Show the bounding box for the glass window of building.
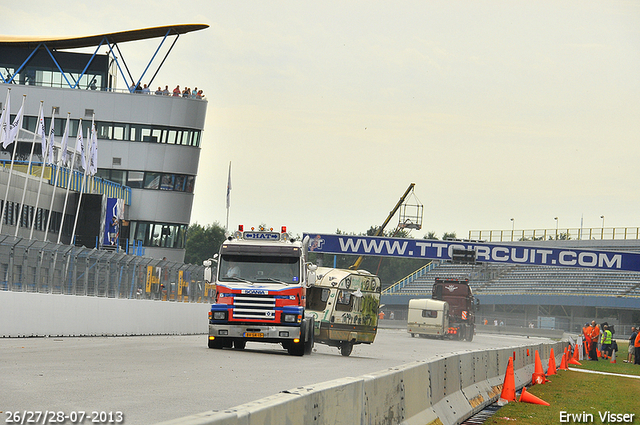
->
[160,174,174,190]
[185,176,195,193]
[144,172,161,189]
[127,171,144,188]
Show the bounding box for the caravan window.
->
[306,287,330,311]
[422,309,438,318]
[336,290,353,311]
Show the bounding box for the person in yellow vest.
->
[588,320,600,361]
[601,325,612,359]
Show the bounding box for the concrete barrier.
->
[0,291,209,337]
[155,340,569,425]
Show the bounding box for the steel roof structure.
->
[0,24,209,91]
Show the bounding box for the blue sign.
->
[244,232,280,240]
[303,233,640,272]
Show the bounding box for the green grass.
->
[484,342,640,425]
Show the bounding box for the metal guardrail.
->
[0,235,211,303]
[469,227,640,242]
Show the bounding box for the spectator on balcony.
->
[172,85,181,96]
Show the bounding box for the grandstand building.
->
[382,238,640,333]
[0,25,208,261]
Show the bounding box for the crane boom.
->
[349,183,415,270]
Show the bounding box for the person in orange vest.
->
[378,311,385,320]
[588,320,600,361]
[634,327,640,365]
[582,323,591,358]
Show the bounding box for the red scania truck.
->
[204,225,315,356]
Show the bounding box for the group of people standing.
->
[582,320,640,364]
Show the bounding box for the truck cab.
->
[432,278,477,341]
[205,226,315,356]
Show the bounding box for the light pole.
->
[554,217,558,240]
[510,218,515,241]
[600,215,605,239]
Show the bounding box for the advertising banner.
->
[103,198,124,246]
[303,233,640,272]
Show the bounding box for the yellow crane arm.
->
[349,183,415,270]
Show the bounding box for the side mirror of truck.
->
[306,263,317,286]
[203,255,219,283]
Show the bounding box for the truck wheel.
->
[234,340,246,350]
[340,341,353,357]
[466,326,474,342]
[410,333,415,338]
[304,318,314,355]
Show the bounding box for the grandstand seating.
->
[387,261,640,298]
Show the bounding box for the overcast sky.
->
[2,1,639,239]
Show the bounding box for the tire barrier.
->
[155,340,569,425]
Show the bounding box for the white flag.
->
[47,113,55,163]
[0,91,10,148]
[37,107,46,158]
[60,114,70,165]
[76,125,85,171]
[3,101,21,149]
[89,122,98,175]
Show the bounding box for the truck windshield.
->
[219,255,300,284]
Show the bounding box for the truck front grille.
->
[233,294,276,320]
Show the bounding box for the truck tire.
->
[233,340,246,350]
[466,326,474,342]
[340,341,353,357]
[304,318,314,355]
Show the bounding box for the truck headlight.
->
[283,314,297,323]
[213,311,227,320]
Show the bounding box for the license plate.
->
[245,332,264,338]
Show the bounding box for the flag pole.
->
[70,121,89,246]
[46,113,69,242]
[226,161,231,231]
[0,88,11,234]
[30,107,55,239]
[57,117,80,244]
[0,94,25,235]
[15,101,44,238]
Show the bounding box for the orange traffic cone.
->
[569,345,582,366]
[559,350,569,370]
[500,357,516,402]
[547,348,557,375]
[610,349,617,364]
[519,386,550,406]
[532,350,548,384]
[597,348,602,358]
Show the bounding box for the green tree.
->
[424,231,438,240]
[184,222,227,265]
[442,232,457,240]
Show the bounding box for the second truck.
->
[407,277,477,341]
